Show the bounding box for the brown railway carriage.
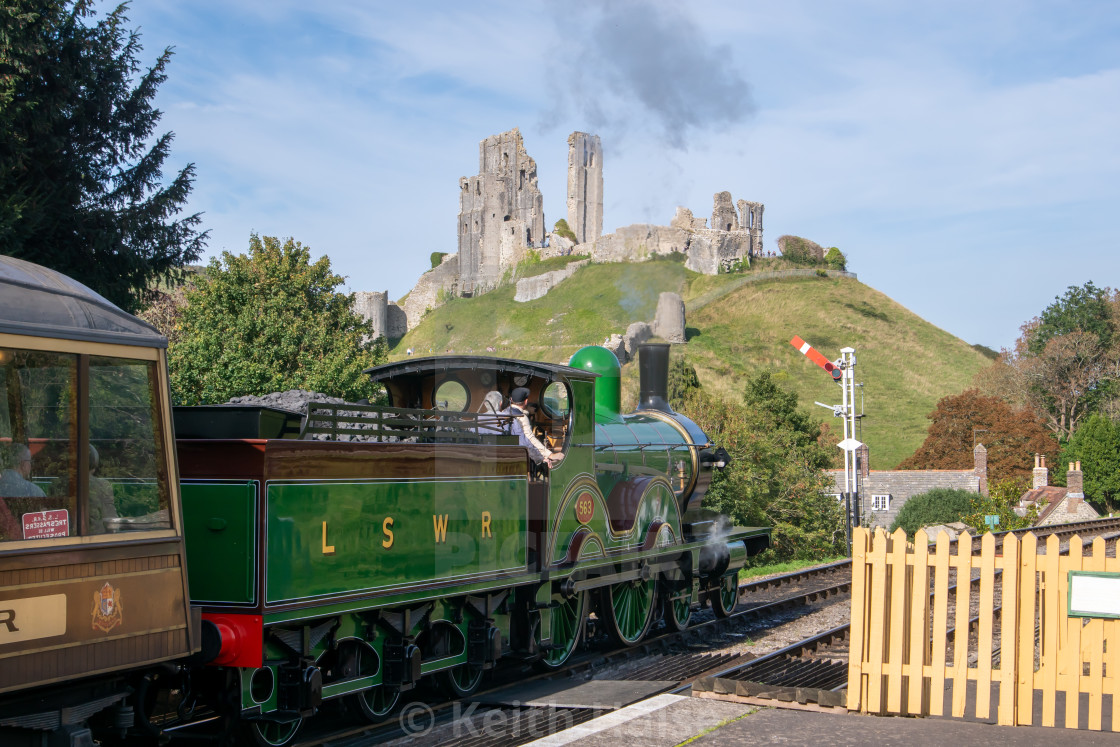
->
[0,256,197,744]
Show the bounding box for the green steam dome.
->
[569,345,621,423]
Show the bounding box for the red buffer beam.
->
[790,335,842,380]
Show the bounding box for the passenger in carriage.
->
[0,443,45,540]
[0,443,45,499]
[506,387,562,469]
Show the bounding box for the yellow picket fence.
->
[847,526,1120,730]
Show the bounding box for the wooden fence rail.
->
[848,526,1120,730]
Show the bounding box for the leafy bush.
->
[430,252,448,269]
[777,235,825,265]
[889,488,976,536]
[960,477,1035,533]
[553,219,578,243]
[825,247,846,271]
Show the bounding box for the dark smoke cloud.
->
[543,0,754,149]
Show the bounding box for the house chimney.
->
[973,443,988,497]
[1032,453,1048,489]
[1066,461,1084,514]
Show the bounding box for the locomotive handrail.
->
[300,402,516,443]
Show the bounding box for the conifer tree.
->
[0,1,205,311]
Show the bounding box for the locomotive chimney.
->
[638,343,673,413]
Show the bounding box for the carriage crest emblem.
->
[91,582,122,632]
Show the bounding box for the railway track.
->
[285,560,853,746]
[182,517,1120,745]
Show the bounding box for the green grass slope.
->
[394,256,690,363]
[680,274,991,469]
[391,260,991,468]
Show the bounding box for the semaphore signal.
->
[791,335,862,550]
[790,335,843,380]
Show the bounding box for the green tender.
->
[265,476,529,604]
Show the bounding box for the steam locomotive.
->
[0,255,768,746]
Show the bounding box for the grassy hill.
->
[391,257,993,469]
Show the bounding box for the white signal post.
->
[791,337,862,548]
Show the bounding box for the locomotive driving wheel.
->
[663,586,692,632]
[441,663,484,697]
[245,717,302,747]
[710,574,738,618]
[353,685,401,722]
[539,589,587,669]
[601,578,656,646]
[339,641,401,722]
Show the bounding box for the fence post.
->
[1064,536,1084,729]
[1085,537,1106,730]
[929,530,951,716]
[887,528,909,713]
[997,532,1019,725]
[951,532,972,718]
[907,529,930,715]
[847,527,870,712]
[866,528,889,713]
[975,531,996,719]
[1018,532,1038,726]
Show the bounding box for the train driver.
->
[507,387,562,468]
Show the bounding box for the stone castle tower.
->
[566,132,603,245]
[456,128,545,296]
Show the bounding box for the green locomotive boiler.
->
[176,343,768,745]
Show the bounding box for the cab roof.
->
[364,355,598,383]
[0,255,166,348]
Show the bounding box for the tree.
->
[960,477,1036,534]
[1053,414,1120,512]
[0,1,205,312]
[169,236,387,405]
[666,357,700,409]
[898,389,1057,482]
[824,247,846,271]
[677,372,843,561]
[1031,281,1114,354]
[975,282,1120,438]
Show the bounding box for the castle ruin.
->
[566,132,603,245]
[360,128,764,338]
[457,128,545,296]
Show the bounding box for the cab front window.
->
[0,348,77,541]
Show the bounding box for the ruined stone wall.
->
[591,224,690,263]
[400,253,460,331]
[566,132,603,245]
[712,191,739,232]
[353,291,388,339]
[352,290,407,341]
[737,200,765,256]
[457,128,545,295]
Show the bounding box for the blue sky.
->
[121,0,1120,351]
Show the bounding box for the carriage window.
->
[433,378,469,412]
[0,348,77,542]
[540,381,570,419]
[89,357,171,534]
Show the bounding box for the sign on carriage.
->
[22,509,69,540]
